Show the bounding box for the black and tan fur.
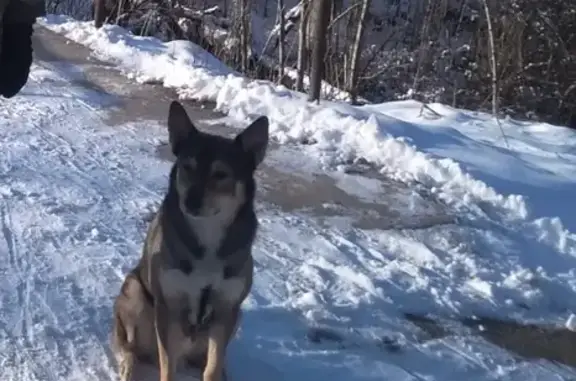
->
[111,100,269,381]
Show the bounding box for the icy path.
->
[1,39,576,381]
[0,63,166,380]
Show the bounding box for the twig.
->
[418,103,442,118]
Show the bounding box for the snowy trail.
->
[1,25,576,381]
[0,63,154,381]
[0,62,424,381]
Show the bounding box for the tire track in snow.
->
[26,81,149,380]
[0,199,56,381]
[1,198,33,343]
[0,64,169,381]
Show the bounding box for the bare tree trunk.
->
[341,1,358,91]
[239,0,247,72]
[93,0,106,28]
[229,0,242,65]
[481,0,508,147]
[238,0,251,72]
[327,0,340,86]
[277,0,285,84]
[411,0,435,97]
[481,0,498,116]
[308,0,332,103]
[347,0,370,103]
[115,0,125,25]
[296,0,309,92]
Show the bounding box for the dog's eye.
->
[182,163,196,172]
[211,170,229,181]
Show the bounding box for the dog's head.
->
[166,100,269,219]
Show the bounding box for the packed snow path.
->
[0,25,576,381]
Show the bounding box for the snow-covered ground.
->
[1,14,575,381]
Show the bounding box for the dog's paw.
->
[199,304,214,326]
[203,369,224,381]
[185,305,214,334]
[188,305,214,327]
[117,353,134,381]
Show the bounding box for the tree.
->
[347,0,371,103]
[277,0,286,84]
[230,0,252,72]
[296,0,309,92]
[93,0,106,28]
[481,0,498,117]
[308,0,332,103]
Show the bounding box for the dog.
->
[110,100,269,381]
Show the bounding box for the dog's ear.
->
[167,100,198,156]
[235,116,269,168]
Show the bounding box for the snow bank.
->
[6,18,576,380]
[39,15,576,316]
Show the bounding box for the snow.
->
[566,314,576,332]
[0,13,573,381]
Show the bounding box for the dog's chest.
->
[190,216,227,257]
[158,257,245,306]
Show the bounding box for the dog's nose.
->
[185,189,204,214]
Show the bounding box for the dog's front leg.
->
[203,306,240,381]
[155,302,179,381]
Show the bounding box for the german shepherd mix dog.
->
[111,100,269,381]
